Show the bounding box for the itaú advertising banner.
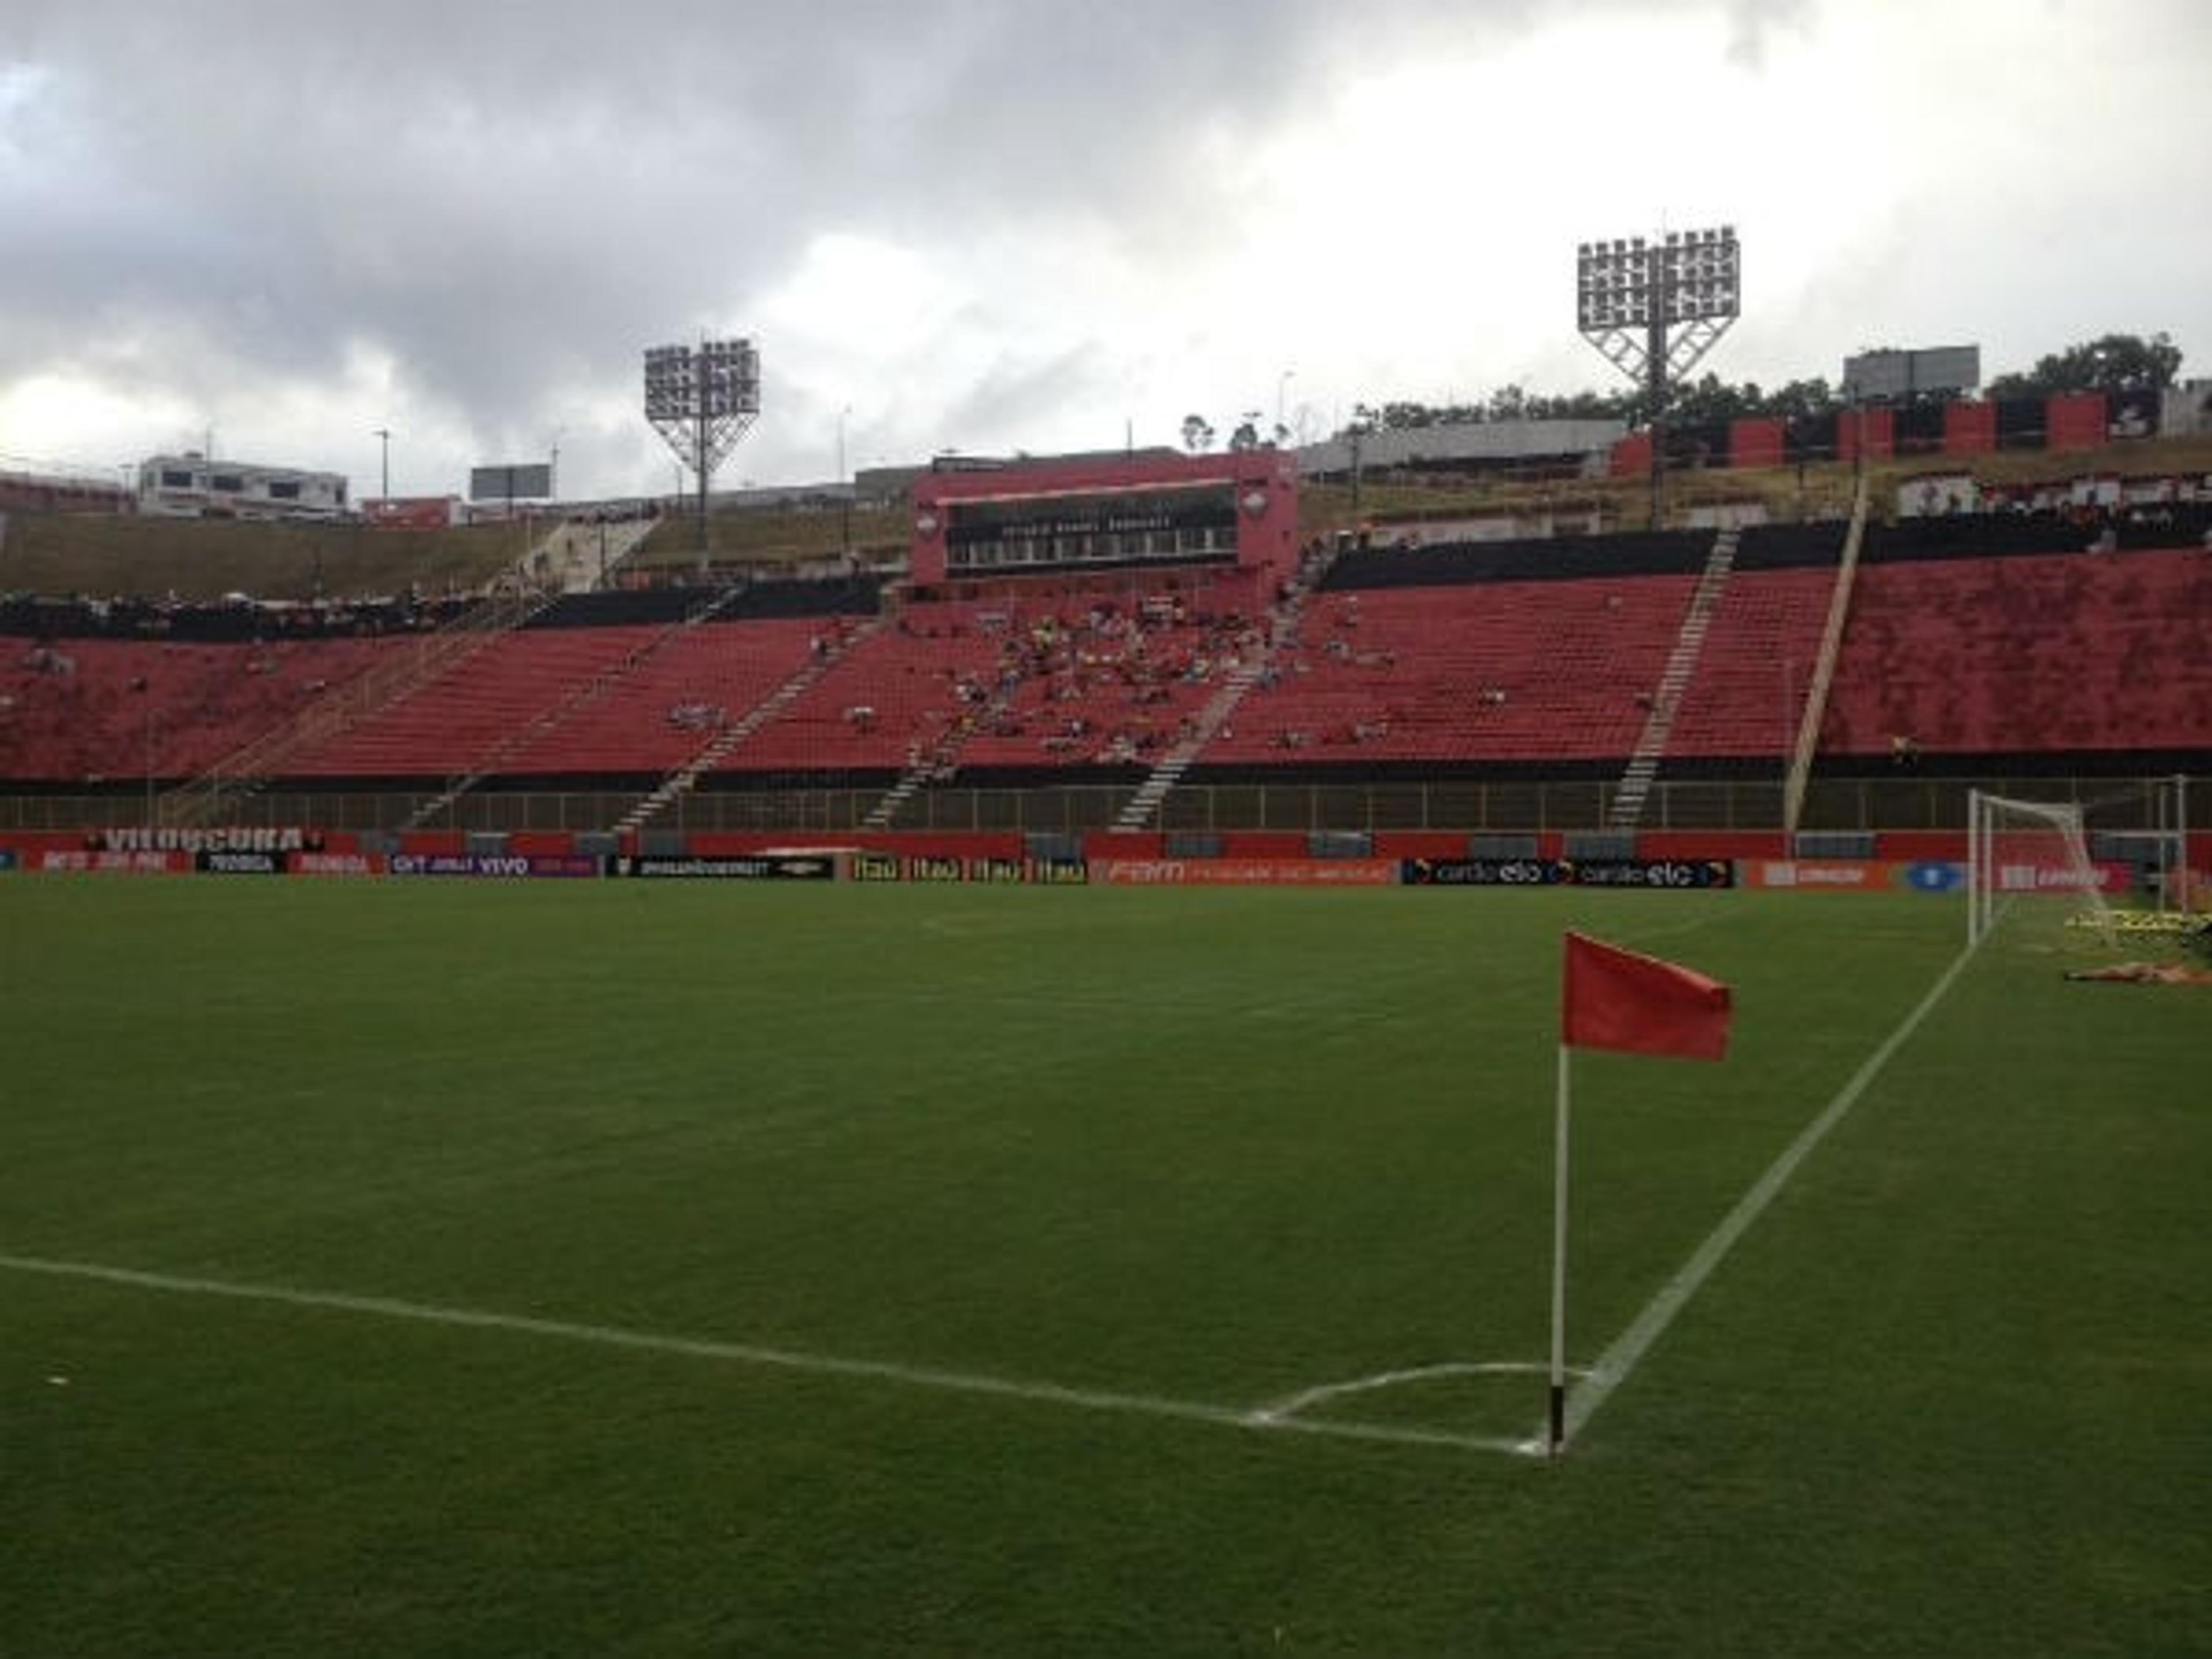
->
[1088,858,1399,887]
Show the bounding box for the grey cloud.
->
[1722,0,1816,70]
[4,0,1569,486]
[8,1,2204,494]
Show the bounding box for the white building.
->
[1296,419,1627,482]
[2162,380,2212,437]
[137,453,350,520]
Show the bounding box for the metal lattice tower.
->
[1577,228,1740,525]
[644,338,761,566]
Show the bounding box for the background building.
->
[137,453,350,520]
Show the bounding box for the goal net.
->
[2080,775,2194,918]
[1966,790,2120,956]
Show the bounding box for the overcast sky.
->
[2,0,2207,502]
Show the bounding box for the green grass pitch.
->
[2,877,2206,1655]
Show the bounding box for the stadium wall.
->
[1834,406,1895,464]
[5,827,2204,889]
[1605,391,2187,475]
[21,827,2195,866]
[1729,418,1786,469]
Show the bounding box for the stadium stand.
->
[489,617,828,778]
[1821,546,2212,758]
[1200,572,1700,766]
[4,505,2206,819]
[282,624,672,779]
[1664,566,1839,760]
[722,597,1037,778]
[1,633,399,784]
[943,574,1269,771]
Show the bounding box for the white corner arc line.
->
[1561,941,1978,1448]
[0,1252,1527,1456]
[1256,1360,1586,1425]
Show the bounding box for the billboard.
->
[469,463,554,502]
[1841,346,1980,402]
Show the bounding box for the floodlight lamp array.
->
[1577,227,1740,332]
[644,338,762,474]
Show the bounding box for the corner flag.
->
[1548,932,1733,1457]
[1562,931,1732,1061]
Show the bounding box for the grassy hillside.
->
[7,431,2209,604]
[624,501,910,577]
[0,513,529,604]
[1308,431,2212,537]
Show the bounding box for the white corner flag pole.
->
[1549,1041,1572,1457]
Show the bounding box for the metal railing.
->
[8,772,2190,839]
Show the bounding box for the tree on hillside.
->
[1323,330,2192,444]
[1756,377,1838,421]
[1664,373,1757,424]
[1524,388,1633,422]
[1984,331,2184,399]
[1180,414,1215,453]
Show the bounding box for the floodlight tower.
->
[643,337,761,565]
[1576,226,1740,527]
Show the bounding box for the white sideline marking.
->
[0,1252,1525,1456]
[1560,941,1978,1448]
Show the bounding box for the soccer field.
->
[2,877,2206,1655]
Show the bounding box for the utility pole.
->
[838,406,852,560]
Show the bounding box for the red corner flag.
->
[1562,931,1732,1061]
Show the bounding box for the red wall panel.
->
[2045,392,2108,452]
[1876,831,1967,862]
[1639,830,1786,860]
[1729,418,1786,470]
[1836,406,1895,464]
[1942,400,1997,455]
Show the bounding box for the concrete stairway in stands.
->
[615,616,885,835]
[859,676,1024,830]
[533,516,659,594]
[403,584,755,830]
[1605,525,1738,830]
[1112,555,1331,831]
[159,584,553,828]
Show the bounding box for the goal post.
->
[1966,790,2120,954]
[2075,775,2192,916]
[2118,774,2190,916]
